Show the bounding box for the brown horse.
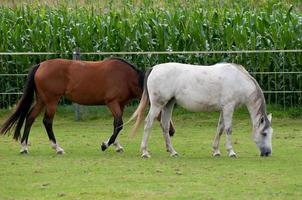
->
[0,58,175,154]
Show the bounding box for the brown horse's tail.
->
[1,64,40,140]
[126,68,153,138]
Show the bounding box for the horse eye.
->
[262,132,267,137]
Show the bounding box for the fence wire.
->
[0,50,301,108]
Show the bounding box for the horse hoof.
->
[229,153,237,158]
[170,152,178,157]
[116,148,124,153]
[213,153,221,157]
[56,150,65,155]
[101,142,108,151]
[141,153,151,159]
[20,149,28,154]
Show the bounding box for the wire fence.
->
[0,49,301,111]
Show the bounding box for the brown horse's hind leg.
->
[43,102,64,154]
[20,100,44,154]
[101,102,124,152]
[157,113,175,137]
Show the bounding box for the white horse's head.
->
[253,113,273,156]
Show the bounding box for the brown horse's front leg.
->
[101,116,123,151]
[101,102,124,152]
[157,112,175,137]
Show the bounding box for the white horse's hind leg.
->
[161,100,177,157]
[222,106,236,157]
[212,112,224,156]
[141,105,161,158]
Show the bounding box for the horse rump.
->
[0,64,40,140]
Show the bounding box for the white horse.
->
[128,62,273,158]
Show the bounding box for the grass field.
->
[0,106,301,199]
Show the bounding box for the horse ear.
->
[267,113,272,123]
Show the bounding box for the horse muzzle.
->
[260,148,272,157]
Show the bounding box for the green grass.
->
[0,106,302,199]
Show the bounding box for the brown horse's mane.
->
[106,57,142,73]
[107,57,145,90]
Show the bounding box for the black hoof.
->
[56,150,65,155]
[101,142,108,151]
[116,148,124,153]
[20,150,28,155]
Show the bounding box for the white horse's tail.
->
[126,68,152,138]
[128,90,149,138]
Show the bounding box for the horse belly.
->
[174,79,222,112]
[176,96,221,112]
[65,90,106,105]
[65,81,131,105]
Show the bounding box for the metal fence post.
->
[73,48,82,121]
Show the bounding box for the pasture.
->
[0,106,301,199]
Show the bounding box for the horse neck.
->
[246,89,266,130]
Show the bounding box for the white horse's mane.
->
[232,63,267,116]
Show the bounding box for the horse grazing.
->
[0,58,175,154]
[128,62,273,158]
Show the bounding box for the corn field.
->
[0,0,301,108]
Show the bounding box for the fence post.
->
[73,48,82,121]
